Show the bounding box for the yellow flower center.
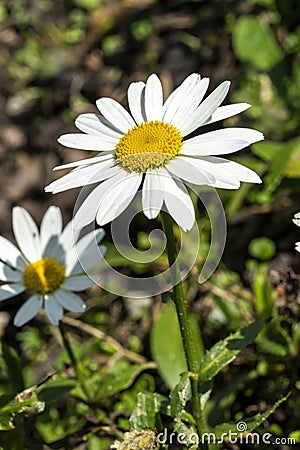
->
[23,257,65,295]
[115,120,183,173]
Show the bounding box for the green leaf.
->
[252,267,275,318]
[252,138,300,194]
[256,318,293,356]
[130,391,165,429]
[232,15,283,70]
[96,359,156,401]
[199,320,265,382]
[87,436,111,450]
[285,137,300,178]
[288,430,300,443]
[253,140,297,194]
[38,378,77,403]
[212,394,289,438]
[2,344,24,393]
[171,373,197,447]
[150,302,187,389]
[170,372,192,419]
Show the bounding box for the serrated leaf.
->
[199,320,265,382]
[150,302,187,389]
[170,372,192,419]
[0,392,44,431]
[170,372,199,448]
[232,15,283,70]
[129,391,165,429]
[212,394,289,438]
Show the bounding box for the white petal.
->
[163,73,202,120]
[96,173,142,226]
[54,289,86,313]
[187,157,240,189]
[13,295,42,327]
[162,172,195,231]
[128,81,146,124]
[45,162,121,194]
[96,98,135,133]
[144,74,163,121]
[167,156,215,185]
[62,275,95,291]
[40,206,63,255]
[142,170,164,219]
[0,262,23,282]
[204,103,251,125]
[0,283,25,302]
[12,207,41,262]
[185,127,264,146]
[45,295,63,325]
[0,236,27,270]
[295,242,300,253]
[73,171,128,229]
[169,78,210,130]
[53,220,78,267]
[181,139,250,156]
[181,80,231,136]
[53,154,113,171]
[67,228,105,275]
[203,156,262,184]
[58,133,117,151]
[75,113,122,139]
[59,220,80,252]
[293,212,300,227]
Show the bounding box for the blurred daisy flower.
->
[292,212,300,253]
[45,73,263,231]
[0,206,105,326]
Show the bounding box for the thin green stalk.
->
[161,211,207,448]
[59,322,92,402]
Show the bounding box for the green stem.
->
[59,322,92,402]
[161,211,207,448]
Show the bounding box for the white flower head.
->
[45,73,263,231]
[293,212,300,253]
[0,206,105,326]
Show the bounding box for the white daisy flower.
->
[292,212,300,253]
[0,206,105,327]
[45,73,263,231]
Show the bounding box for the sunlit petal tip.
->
[12,207,41,262]
[144,208,160,220]
[57,134,65,144]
